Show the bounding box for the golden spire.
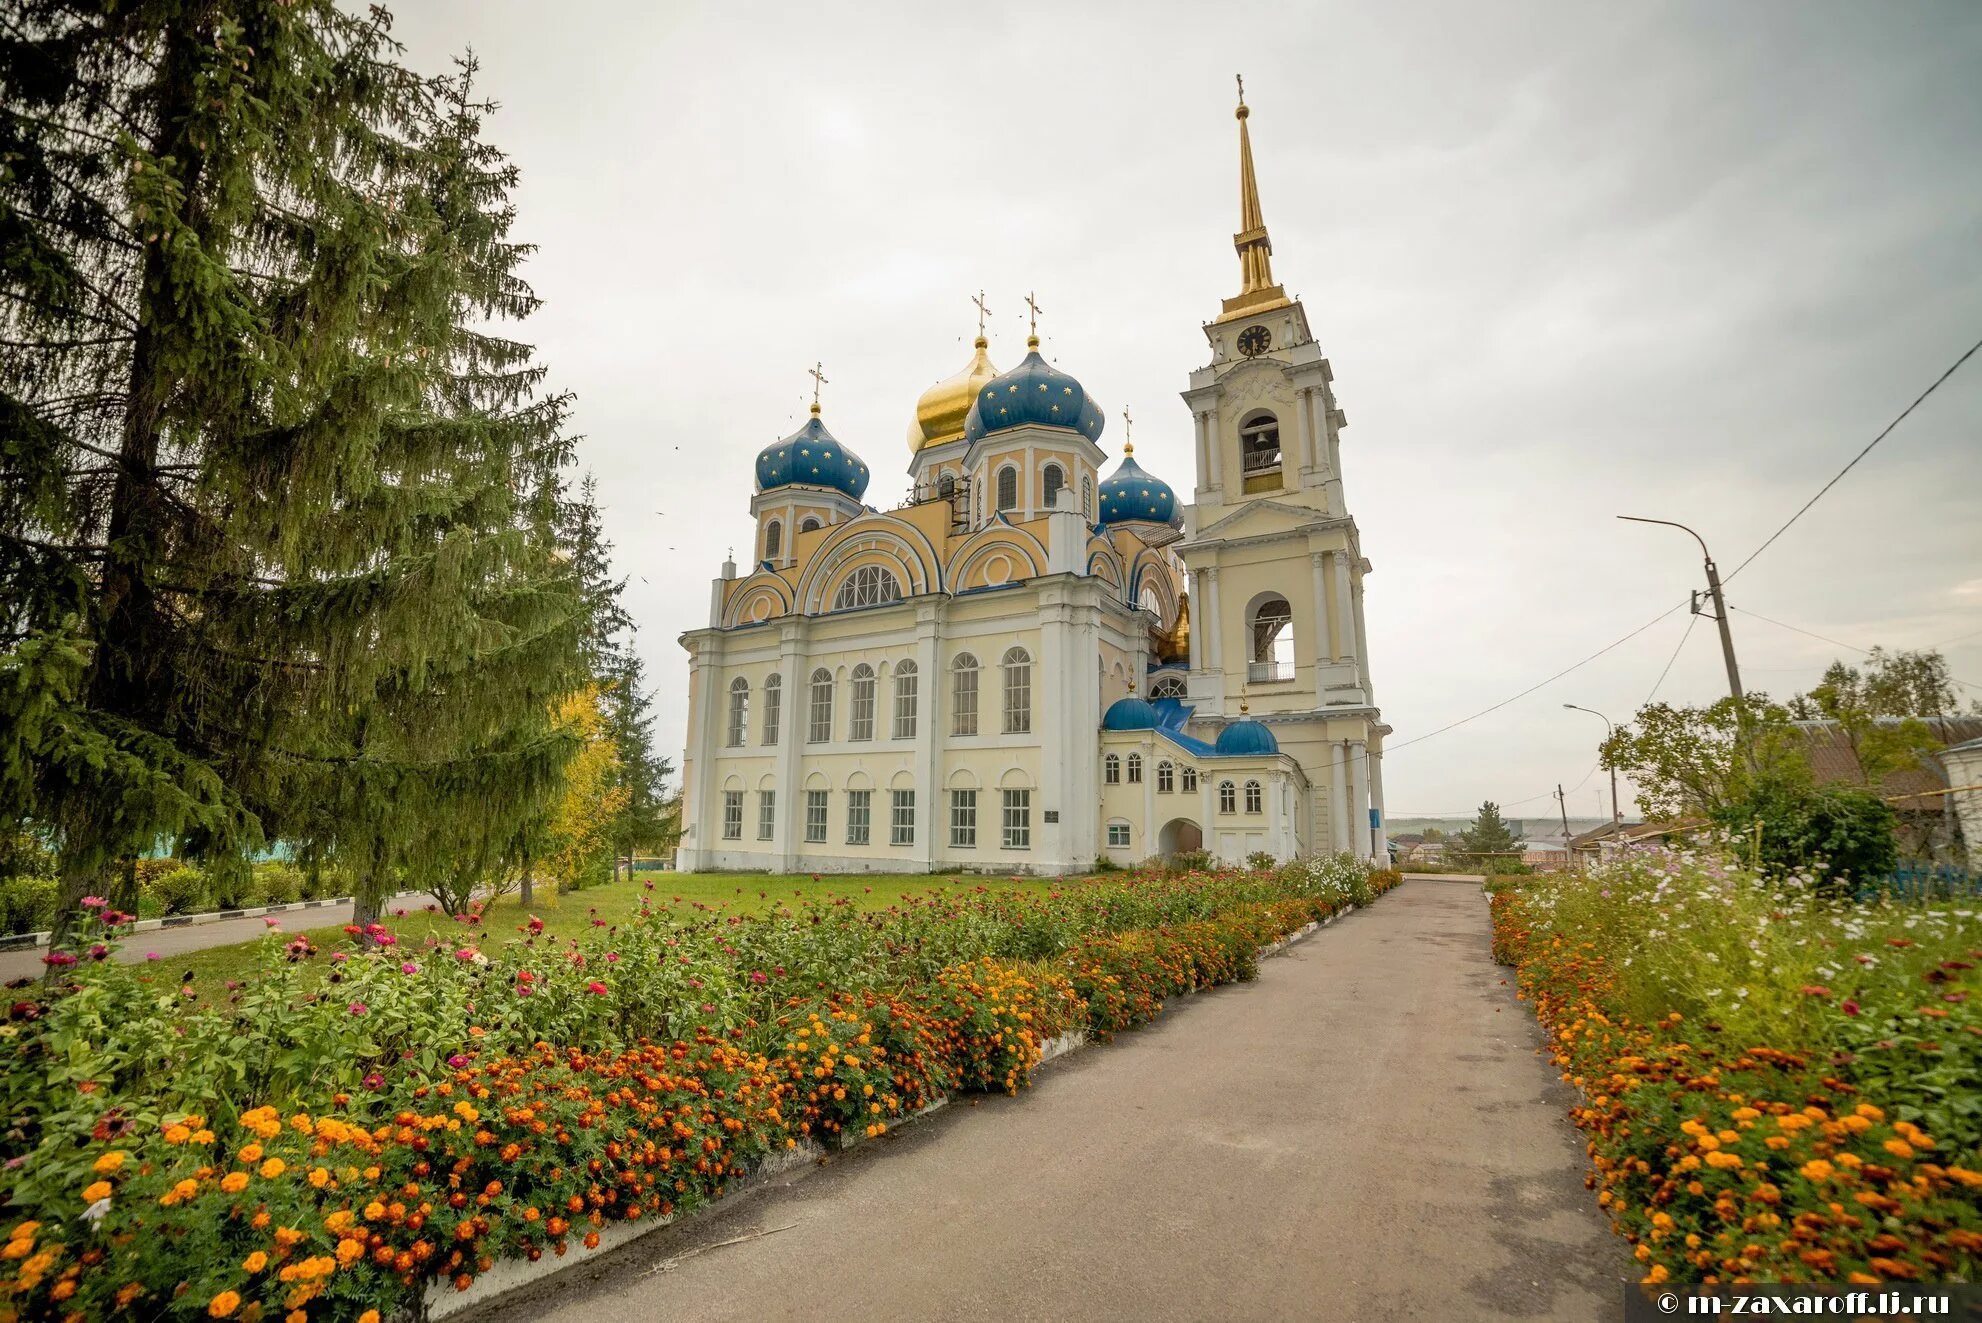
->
[972,289,992,345]
[807,361,828,416]
[1121,405,1134,456]
[1221,75,1290,322]
[909,305,1001,452]
[1024,291,1043,349]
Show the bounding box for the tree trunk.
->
[519,847,533,910]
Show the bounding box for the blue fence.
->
[1856,864,1981,903]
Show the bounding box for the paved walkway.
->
[473,879,1627,1323]
[0,900,369,983]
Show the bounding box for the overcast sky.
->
[383,1,1982,822]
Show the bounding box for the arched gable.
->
[1127,551,1179,620]
[947,524,1048,593]
[794,514,944,615]
[1084,535,1125,588]
[722,572,794,629]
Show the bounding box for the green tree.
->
[1,8,591,944]
[1455,801,1522,864]
[1600,694,1801,820]
[1714,782,1898,894]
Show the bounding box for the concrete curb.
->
[425,898,1365,1321]
[0,889,435,953]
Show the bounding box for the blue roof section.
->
[964,348,1106,445]
[1215,718,1280,756]
[1097,453,1181,528]
[1101,695,1283,758]
[755,412,870,500]
[1102,695,1160,731]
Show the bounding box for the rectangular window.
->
[726,685,747,747]
[808,674,833,744]
[890,790,916,846]
[805,789,828,843]
[949,789,977,848]
[763,681,782,745]
[1182,767,1199,793]
[952,664,978,736]
[1157,762,1174,793]
[1218,782,1237,815]
[1126,756,1142,784]
[1107,822,1131,848]
[893,669,919,739]
[1002,660,1031,734]
[722,791,742,840]
[758,790,776,840]
[846,790,871,845]
[1001,788,1031,849]
[1245,781,1263,814]
[849,674,876,741]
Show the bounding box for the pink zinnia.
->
[587,981,609,995]
[348,1002,368,1016]
[264,916,281,928]
[400,961,419,975]
[80,896,105,909]
[1841,1000,1861,1016]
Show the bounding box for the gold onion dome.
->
[910,336,1001,452]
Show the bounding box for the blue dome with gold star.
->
[1214,712,1279,756]
[963,338,1106,445]
[755,408,870,501]
[1096,449,1181,528]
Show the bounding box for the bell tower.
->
[1174,79,1388,861]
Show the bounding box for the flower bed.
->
[1,860,1398,1319]
[1492,850,1982,1286]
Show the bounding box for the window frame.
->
[995,464,1018,512]
[1156,761,1174,793]
[949,788,977,848]
[1042,462,1065,510]
[762,673,782,745]
[832,565,903,612]
[1182,766,1199,793]
[726,677,749,747]
[1000,788,1031,850]
[764,519,782,560]
[721,790,743,840]
[807,668,834,744]
[951,653,979,736]
[757,790,776,840]
[1126,753,1142,784]
[848,663,877,741]
[1001,646,1032,734]
[1107,821,1132,848]
[1218,781,1237,815]
[805,788,829,843]
[845,790,871,845]
[1103,753,1120,785]
[889,790,916,846]
[1244,780,1264,814]
[892,660,919,739]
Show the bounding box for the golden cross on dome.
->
[972,289,992,337]
[1024,291,1044,338]
[807,361,828,414]
[1236,73,1245,108]
[1121,405,1134,454]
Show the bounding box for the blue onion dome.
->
[963,335,1106,444]
[1102,687,1160,731]
[755,404,870,501]
[1214,704,1279,756]
[1096,443,1181,528]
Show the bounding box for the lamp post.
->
[1563,703,1622,831]
[1618,516,1744,702]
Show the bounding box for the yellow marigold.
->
[193,1129,215,1145]
[82,1181,113,1203]
[287,1313,308,1323]
[243,1251,268,1273]
[1764,1136,1791,1150]
[1705,1151,1743,1170]
[363,1201,385,1221]
[1884,1139,1914,1160]
[1946,1166,1982,1188]
[324,1210,356,1234]
[91,1151,126,1175]
[8,1220,39,1241]
[220,1172,250,1194]
[163,1124,192,1144]
[1801,1159,1835,1181]
[1,1240,32,1260]
[359,1312,381,1323]
[208,1290,241,1318]
[1731,1107,1760,1122]
[336,1238,365,1265]
[1842,1115,1872,1134]
[261,1158,286,1179]
[1855,1103,1884,1121]
[308,1167,330,1189]
[238,1144,263,1164]
[1697,1135,1721,1151]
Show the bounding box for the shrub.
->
[1167,849,1212,874]
[145,865,209,916]
[1244,850,1278,871]
[1716,782,1900,893]
[0,875,59,936]
[252,862,304,905]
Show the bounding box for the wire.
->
[1725,334,1982,583]
[1643,614,1698,705]
[1385,599,1688,756]
[1729,605,1980,692]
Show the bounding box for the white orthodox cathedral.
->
[675,90,1389,874]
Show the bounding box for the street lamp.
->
[1563,703,1622,831]
[1617,515,1744,702]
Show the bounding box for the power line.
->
[1643,613,1698,705]
[1725,333,1982,583]
[1386,599,1687,756]
[1730,605,1980,692]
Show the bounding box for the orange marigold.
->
[220,1172,249,1194]
[207,1290,241,1318]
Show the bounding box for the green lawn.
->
[144,870,1081,992]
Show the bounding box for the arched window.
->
[1126,753,1142,784]
[1156,761,1174,793]
[937,472,957,500]
[807,668,834,744]
[1240,411,1282,479]
[1149,674,1186,700]
[1218,780,1238,814]
[1103,753,1121,785]
[762,673,782,745]
[1082,475,1094,518]
[1244,780,1263,814]
[1001,646,1032,734]
[726,678,749,747]
[832,565,903,611]
[848,663,877,740]
[1043,463,1065,510]
[1248,594,1294,682]
[995,465,1018,513]
[951,653,980,736]
[1139,585,1162,616]
[800,516,821,533]
[892,660,919,739]
[1182,766,1199,793]
[763,519,782,561]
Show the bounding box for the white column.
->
[914,607,942,870]
[1186,568,1206,673]
[681,651,715,869]
[1292,387,1314,474]
[1308,550,1330,706]
[1369,745,1390,866]
[1349,738,1372,860]
[1202,566,1224,676]
[1329,741,1349,855]
[1193,409,1211,493]
[1330,551,1355,664]
[1200,772,1218,862]
[1351,574,1373,699]
[1202,408,1222,491]
[773,624,806,869]
[1038,591,1067,870]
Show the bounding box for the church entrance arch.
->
[1157,818,1203,859]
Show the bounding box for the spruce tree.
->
[1,4,591,943]
[1455,801,1522,863]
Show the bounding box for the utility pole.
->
[1618,516,1744,702]
[1555,783,1573,872]
[1563,703,1623,831]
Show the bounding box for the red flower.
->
[1801,985,1831,998]
[1841,999,1861,1016]
[587,981,608,996]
